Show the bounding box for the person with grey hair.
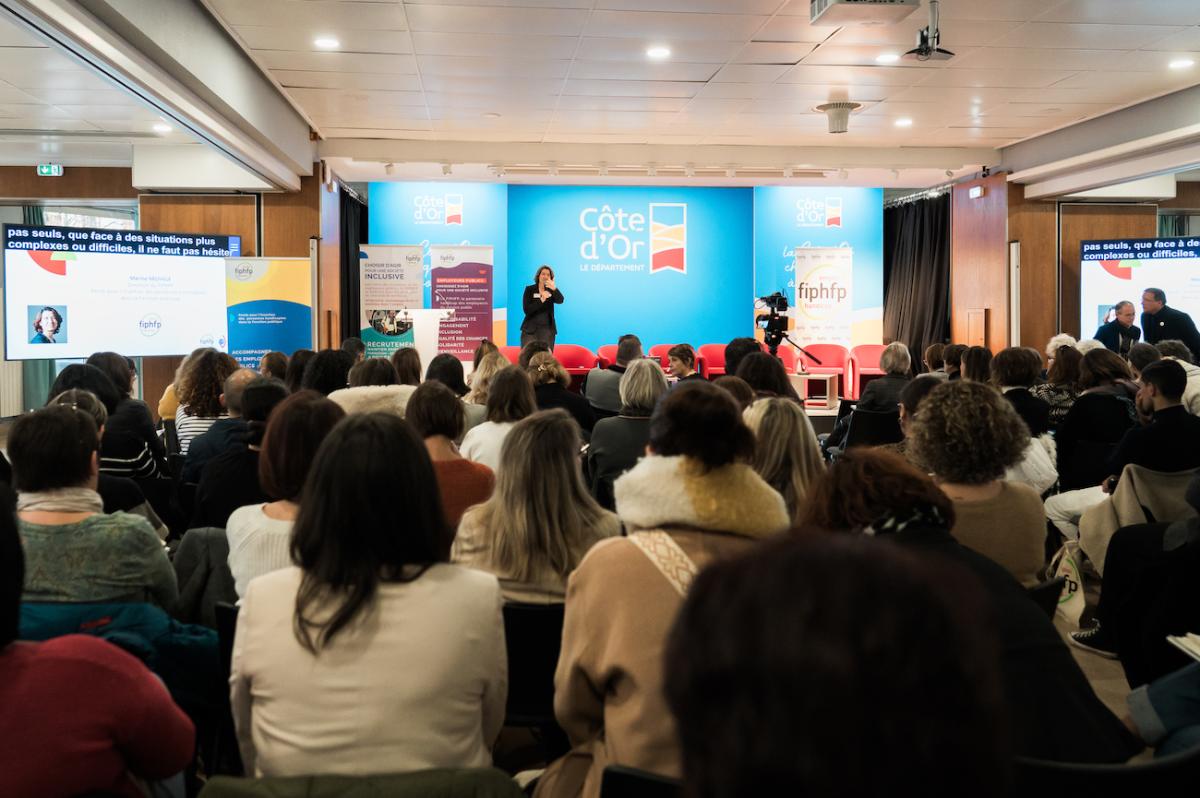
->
[583,333,643,416]
[1076,339,1107,356]
[1045,333,1078,362]
[1094,300,1141,358]
[182,367,257,482]
[822,342,911,452]
[586,358,668,510]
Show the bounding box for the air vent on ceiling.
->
[810,0,920,26]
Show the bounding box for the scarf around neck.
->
[17,487,104,515]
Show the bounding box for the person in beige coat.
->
[534,382,790,798]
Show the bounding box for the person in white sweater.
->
[230,412,507,777]
[225,391,345,597]
[460,365,537,473]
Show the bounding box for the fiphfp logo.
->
[138,314,162,337]
[413,194,464,226]
[649,203,687,274]
[233,262,255,281]
[796,197,844,228]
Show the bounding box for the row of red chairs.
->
[496,343,888,400]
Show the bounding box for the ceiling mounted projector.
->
[816,102,862,134]
[810,0,919,26]
[904,0,955,61]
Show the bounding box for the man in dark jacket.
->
[1142,288,1200,358]
[1094,300,1141,358]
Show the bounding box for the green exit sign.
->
[36,163,63,177]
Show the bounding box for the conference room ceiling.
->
[0,15,194,166]
[205,0,1200,150]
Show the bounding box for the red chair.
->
[597,344,619,369]
[499,345,521,366]
[553,344,600,377]
[795,344,850,400]
[773,346,798,374]
[697,344,726,379]
[849,344,887,399]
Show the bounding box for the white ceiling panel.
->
[405,5,589,36]
[596,0,784,12]
[233,26,410,54]
[887,86,1026,106]
[939,0,1069,22]
[1141,28,1200,52]
[256,51,417,73]
[0,86,41,104]
[0,47,80,72]
[1,118,101,131]
[272,70,422,91]
[404,0,591,7]
[555,95,690,112]
[583,11,768,42]
[424,92,558,110]
[419,76,564,95]
[417,55,571,79]
[0,70,115,91]
[757,82,885,103]
[568,60,720,82]
[0,21,43,47]
[678,97,751,115]
[801,44,975,67]
[206,0,407,30]
[22,89,142,106]
[779,64,932,87]
[753,15,834,44]
[1035,0,1200,27]
[991,23,1186,51]
[951,47,1127,71]
[733,41,813,64]
[572,37,741,63]
[912,68,1079,89]
[689,82,772,100]
[410,32,578,59]
[562,79,703,98]
[710,64,791,83]
[828,18,1020,48]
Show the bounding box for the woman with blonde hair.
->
[454,409,620,602]
[743,397,825,526]
[527,350,596,435]
[466,351,507,406]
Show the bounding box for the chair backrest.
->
[774,346,798,373]
[1026,576,1065,619]
[198,768,527,798]
[553,344,600,373]
[797,343,850,370]
[214,602,239,679]
[697,344,726,377]
[851,343,887,371]
[1013,745,1200,793]
[163,418,180,455]
[499,345,522,365]
[601,766,683,798]
[844,408,903,448]
[835,398,858,423]
[502,602,565,725]
[598,344,619,366]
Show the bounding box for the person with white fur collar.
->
[535,381,789,798]
[327,357,416,418]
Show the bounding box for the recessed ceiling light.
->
[482,112,502,119]
[875,53,900,64]
[894,117,913,127]
[152,122,171,134]
[646,45,671,60]
[1169,58,1195,70]
[314,37,340,50]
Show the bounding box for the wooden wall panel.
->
[137,194,258,418]
[951,173,1010,354]
[263,172,319,257]
[1158,181,1200,211]
[1007,183,1058,353]
[318,181,342,349]
[1059,204,1157,339]
[0,166,138,200]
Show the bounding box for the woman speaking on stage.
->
[520,265,564,348]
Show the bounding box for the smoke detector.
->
[815,102,862,134]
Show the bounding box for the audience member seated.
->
[157,346,208,422]
[284,348,315,394]
[391,346,423,387]
[1044,333,1078,366]
[340,335,366,363]
[800,448,1141,763]
[191,378,290,530]
[231,413,505,777]
[587,359,668,510]
[665,533,1009,798]
[535,382,789,797]
[1156,339,1200,415]
[472,339,500,374]
[1077,338,1108,355]
[226,390,344,597]
[456,410,619,603]
[723,336,761,380]
[1046,359,1200,543]
[464,351,507,432]
[259,350,288,382]
[9,405,177,608]
[529,351,596,436]
[712,374,755,410]
[824,341,911,450]
[328,357,415,418]
[1128,341,1163,381]
[175,349,240,455]
[743,397,824,527]
[583,333,641,415]
[406,381,495,532]
[426,352,470,396]
[50,363,162,480]
[0,485,195,798]
[961,345,993,383]
[991,347,1051,436]
[86,351,167,477]
[942,343,967,380]
[667,343,704,384]
[877,374,942,465]
[1031,345,1083,429]
[923,341,948,378]
[1055,348,1139,490]
[47,390,167,538]
[182,367,257,482]
[907,381,1045,585]
[518,340,552,369]
[735,351,802,401]
[461,366,536,473]
[1126,662,1200,757]
[301,349,355,396]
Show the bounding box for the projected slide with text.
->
[1080,237,1200,335]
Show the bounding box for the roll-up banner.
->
[430,244,493,361]
[359,244,424,359]
[792,247,854,347]
[226,257,314,368]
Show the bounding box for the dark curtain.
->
[882,193,951,370]
[1159,213,1186,238]
[22,205,44,225]
[338,188,368,343]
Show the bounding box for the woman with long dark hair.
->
[230,413,506,777]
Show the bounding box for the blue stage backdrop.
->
[753,187,884,346]
[368,182,508,327]
[508,185,753,350]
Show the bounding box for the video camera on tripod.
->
[754,290,822,366]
